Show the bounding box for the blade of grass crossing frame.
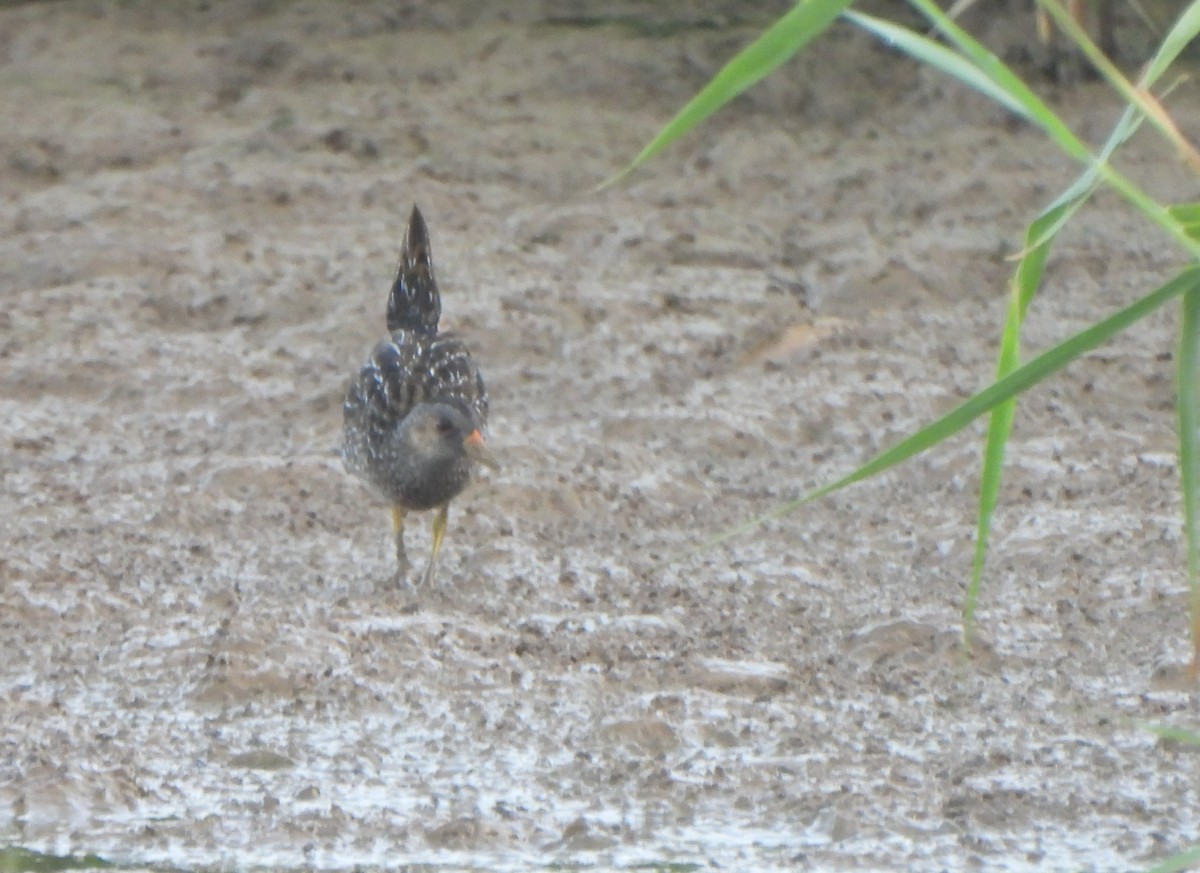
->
[1023,97,1157,254]
[847,2,1186,255]
[700,268,1200,551]
[857,0,1190,256]
[1140,722,1200,744]
[963,218,1058,647]
[1169,203,1200,244]
[1144,845,1200,873]
[842,11,1032,120]
[1147,0,1200,83]
[879,0,1200,647]
[597,0,853,189]
[1170,205,1200,223]
[904,0,1093,164]
[909,0,1200,261]
[964,0,1200,639]
[1036,0,1200,172]
[1179,285,1200,674]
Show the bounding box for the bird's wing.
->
[419,333,489,429]
[344,331,428,435]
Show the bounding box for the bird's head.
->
[403,403,499,472]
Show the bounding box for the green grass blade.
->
[964,363,1017,647]
[1037,0,1200,170]
[1140,722,1200,744]
[964,206,1066,646]
[1143,0,1200,84]
[905,0,1092,163]
[1179,285,1200,668]
[1145,845,1200,873]
[598,0,853,189]
[1023,99,1154,251]
[1170,202,1200,243]
[962,3,1200,641]
[908,0,1200,260]
[1171,203,1200,223]
[882,0,1200,650]
[0,847,111,872]
[869,0,1183,257]
[701,267,1200,551]
[848,3,1138,252]
[1027,0,1200,248]
[843,10,1031,119]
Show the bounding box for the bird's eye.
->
[436,416,455,435]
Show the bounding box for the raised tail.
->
[386,205,442,335]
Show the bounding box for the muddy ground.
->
[3,1,1200,870]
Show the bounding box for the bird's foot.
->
[419,558,439,588]
[374,566,421,613]
[373,555,412,593]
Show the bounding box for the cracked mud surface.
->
[2,1,1200,870]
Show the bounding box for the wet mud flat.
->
[2,1,1200,870]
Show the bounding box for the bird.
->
[342,205,497,586]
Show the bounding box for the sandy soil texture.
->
[3,1,1200,870]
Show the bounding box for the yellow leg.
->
[391,506,409,580]
[421,503,449,586]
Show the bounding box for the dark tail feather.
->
[386,205,442,334]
